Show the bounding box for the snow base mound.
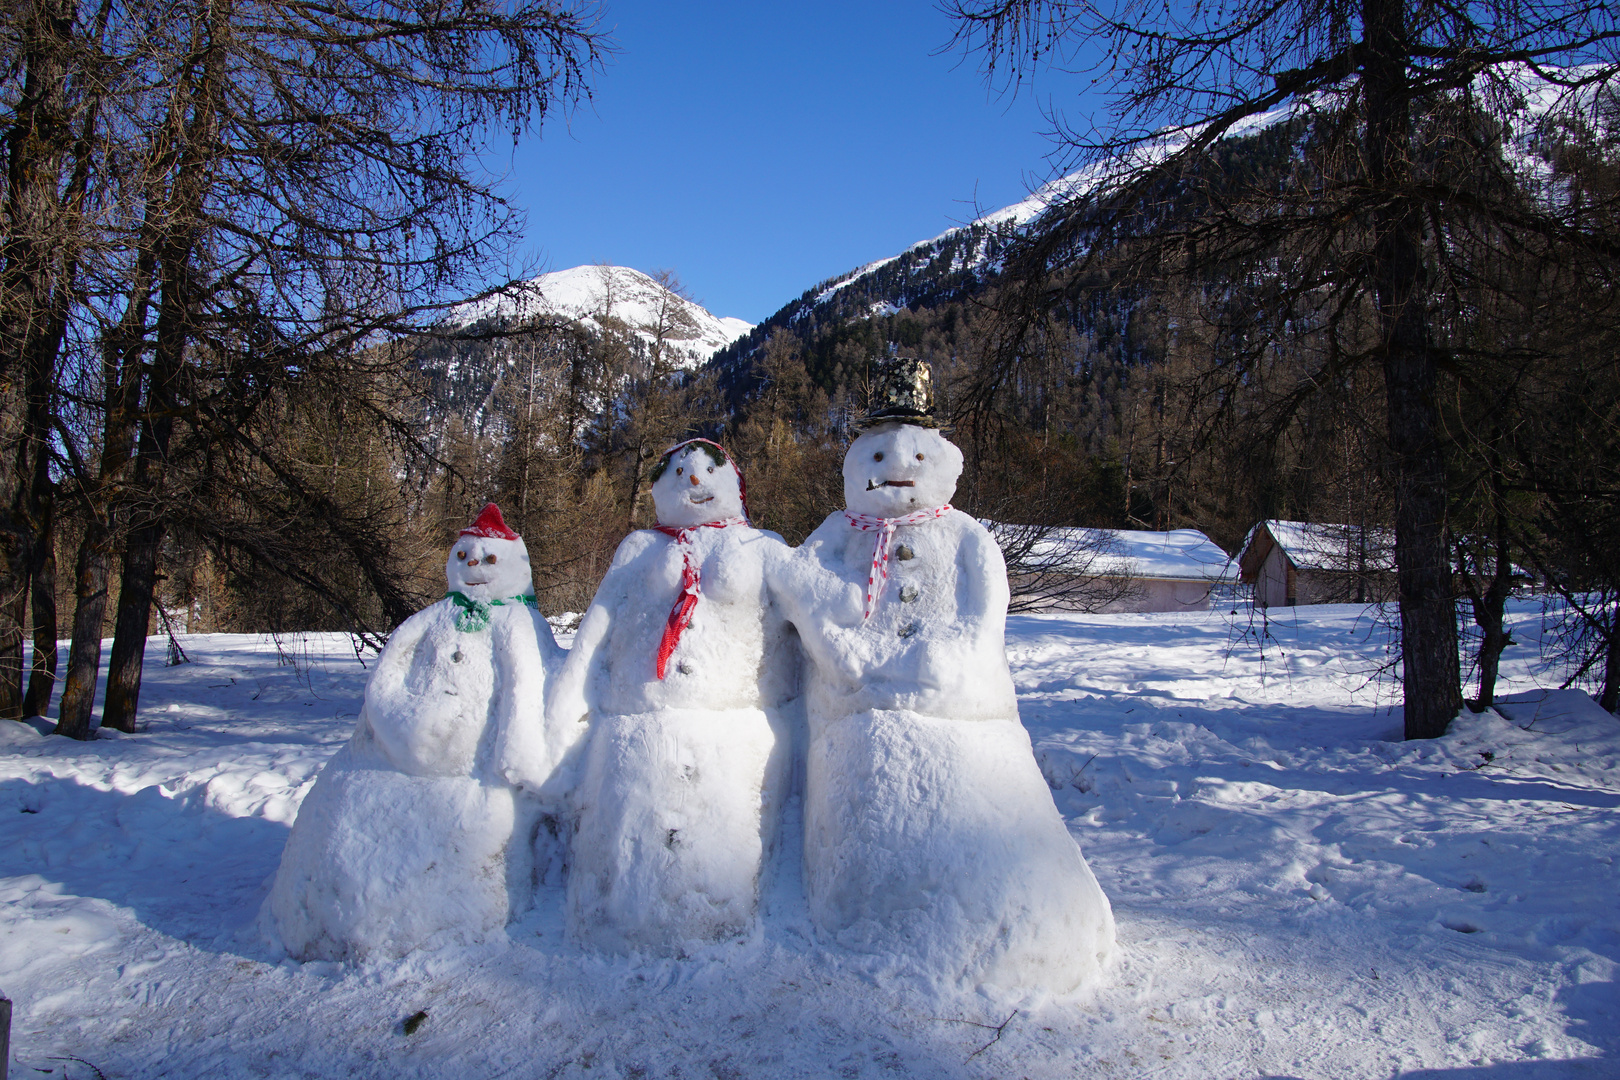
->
[262,748,535,962]
[568,707,789,956]
[806,708,1115,997]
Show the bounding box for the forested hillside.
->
[712,110,1392,551]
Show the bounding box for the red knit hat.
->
[459,503,520,540]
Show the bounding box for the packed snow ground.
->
[3,601,1617,1079]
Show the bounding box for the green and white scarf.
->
[445,591,537,633]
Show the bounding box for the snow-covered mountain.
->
[803,101,1301,316]
[410,265,753,447]
[714,100,1309,362]
[451,264,752,371]
[714,65,1603,382]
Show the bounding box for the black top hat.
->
[855,357,943,430]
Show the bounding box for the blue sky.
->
[493,1,1096,324]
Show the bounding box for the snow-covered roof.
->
[445,265,753,370]
[1247,520,1396,573]
[1000,525,1235,581]
[1106,529,1236,580]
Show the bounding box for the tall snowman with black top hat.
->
[264,504,563,961]
[771,359,1115,996]
[547,439,797,955]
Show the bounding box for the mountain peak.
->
[451,264,753,370]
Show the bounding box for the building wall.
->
[1257,546,1291,608]
[1295,569,1399,605]
[1015,576,1215,614]
[1255,563,1398,607]
[1096,578,1214,614]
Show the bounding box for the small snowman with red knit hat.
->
[263,503,563,961]
[544,438,796,955]
[772,359,1116,997]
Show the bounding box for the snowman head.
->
[843,423,963,518]
[445,503,533,599]
[650,439,747,528]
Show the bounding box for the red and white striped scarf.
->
[652,517,748,678]
[844,505,953,619]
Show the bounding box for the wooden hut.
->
[1238,520,1397,608]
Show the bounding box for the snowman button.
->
[899,584,919,603]
[451,648,464,664]
[898,622,918,638]
[895,545,915,561]
[678,661,694,675]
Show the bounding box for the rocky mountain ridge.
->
[450,264,753,370]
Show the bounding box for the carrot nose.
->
[689,474,700,486]
[467,558,479,566]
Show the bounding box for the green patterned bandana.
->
[445,591,537,633]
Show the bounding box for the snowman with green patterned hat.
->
[263,503,563,961]
[544,438,798,956]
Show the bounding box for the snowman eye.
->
[456,550,466,560]
[873,451,884,462]
[707,465,714,474]
[916,453,925,461]
[485,554,497,564]
[676,467,683,476]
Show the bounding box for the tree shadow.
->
[1397,1060,1613,1078]
[1556,955,1620,1064]
[0,774,289,956]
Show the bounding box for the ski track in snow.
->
[2,602,1617,1079]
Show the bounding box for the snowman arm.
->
[543,531,649,728]
[532,606,567,671]
[358,604,439,737]
[815,619,874,685]
[767,530,868,684]
[491,608,565,790]
[957,521,1013,631]
[523,597,615,800]
[546,598,611,730]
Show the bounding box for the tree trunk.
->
[1469,566,1511,711]
[0,0,77,718]
[100,0,229,733]
[100,227,190,732]
[4,0,112,724]
[51,229,155,737]
[21,478,55,717]
[15,236,71,720]
[54,520,113,739]
[1363,0,1462,739]
[1469,492,1515,710]
[624,440,644,533]
[102,520,161,731]
[1601,604,1620,714]
[0,518,25,718]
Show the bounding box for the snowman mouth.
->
[462,578,489,586]
[866,479,915,490]
[689,494,714,504]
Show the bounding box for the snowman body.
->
[264,515,563,961]
[553,443,795,955]
[774,424,1115,995]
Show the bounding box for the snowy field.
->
[3,601,1618,1079]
